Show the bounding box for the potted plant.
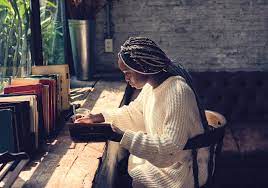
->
[66,0,105,80]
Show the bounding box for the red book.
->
[4,84,43,100]
[11,78,56,134]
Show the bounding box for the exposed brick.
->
[94,0,268,72]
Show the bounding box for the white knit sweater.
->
[103,76,209,188]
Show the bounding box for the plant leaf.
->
[0,0,11,10]
[45,0,57,8]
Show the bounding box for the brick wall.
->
[95,0,268,72]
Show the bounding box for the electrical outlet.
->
[105,38,113,52]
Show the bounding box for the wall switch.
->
[105,38,113,52]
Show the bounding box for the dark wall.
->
[95,0,268,72]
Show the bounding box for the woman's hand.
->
[72,113,124,142]
[71,114,86,122]
[73,113,105,124]
[74,116,94,124]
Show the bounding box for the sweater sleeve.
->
[120,81,198,168]
[102,86,148,132]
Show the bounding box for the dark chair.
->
[182,110,226,188]
[201,111,226,188]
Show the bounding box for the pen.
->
[72,104,76,116]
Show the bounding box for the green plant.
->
[0,0,30,77]
[40,0,64,65]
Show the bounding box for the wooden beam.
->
[30,0,43,66]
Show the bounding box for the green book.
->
[0,109,15,153]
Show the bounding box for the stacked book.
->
[0,64,70,155]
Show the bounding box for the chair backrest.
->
[184,110,226,150]
[182,111,226,188]
[202,110,226,188]
[205,110,226,128]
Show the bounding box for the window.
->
[0,0,31,78]
[40,0,65,65]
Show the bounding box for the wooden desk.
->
[12,81,126,188]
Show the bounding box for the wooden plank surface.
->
[12,81,126,188]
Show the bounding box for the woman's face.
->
[118,58,149,89]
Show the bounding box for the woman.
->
[74,37,209,188]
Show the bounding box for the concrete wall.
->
[95,0,268,72]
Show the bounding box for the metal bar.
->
[61,0,68,65]
[105,0,113,38]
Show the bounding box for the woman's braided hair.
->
[119,37,172,74]
[119,36,195,81]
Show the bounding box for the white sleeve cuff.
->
[120,130,135,150]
